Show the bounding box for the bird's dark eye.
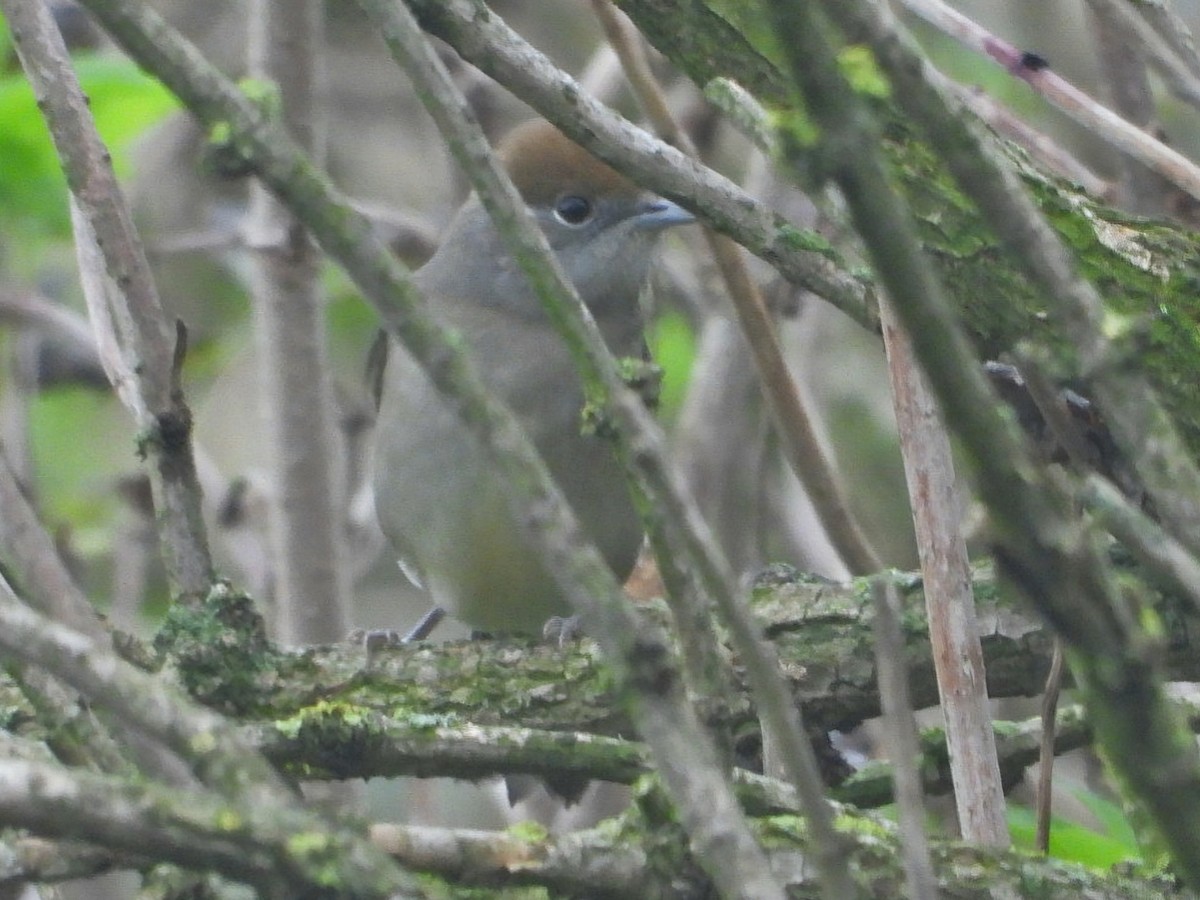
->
[553,195,593,226]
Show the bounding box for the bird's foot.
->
[542,614,585,647]
[345,627,404,652]
[346,606,447,663]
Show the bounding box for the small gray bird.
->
[373,120,693,636]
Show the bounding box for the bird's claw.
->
[542,614,585,647]
[346,606,447,665]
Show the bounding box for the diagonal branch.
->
[0,0,212,601]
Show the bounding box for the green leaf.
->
[1072,787,1139,852]
[649,310,696,422]
[838,45,890,99]
[1008,803,1141,870]
[0,52,178,238]
[27,385,127,538]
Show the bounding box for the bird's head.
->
[498,121,693,316]
[418,121,693,325]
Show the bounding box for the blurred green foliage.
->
[27,385,128,566]
[648,308,697,423]
[0,29,179,604]
[0,44,179,243]
[1008,789,1141,871]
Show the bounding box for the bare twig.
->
[404,0,881,333]
[588,2,674,129]
[0,578,417,893]
[880,297,1008,847]
[1134,0,1200,77]
[0,289,102,365]
[0,443,106,642]
[1080,474,1200,613]
[897,0,1200,204]
[72,1,790,896]
[871,576,939,898]
[357,2,787,896]
[1085,0,1174,215]
[590,0,881,576]
[941,82,1112,199]
[780,0,1200,885]
[246,0,351,644]
[1035,640,1065,855]
[1082,0,1200,112]
[1,0,213,601]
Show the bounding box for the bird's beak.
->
[632,198,696,231]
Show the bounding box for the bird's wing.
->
[364,328,389,413]
[395,555,426,590]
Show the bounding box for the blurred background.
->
[2,0,1197,866]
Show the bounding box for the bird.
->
[372,120,694,637]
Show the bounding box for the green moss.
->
[214,807,243,832]
[832,759,895,807]
[838,45,891,99]
[775,223,836,258]
[285,831,341,888]
[991,719,1023,740]
[1140,607,1167,642]
[397,710,457,730]
[506,820,550,844]
[0,704,20,730]
[235,78,282,118]
[769,105,821,150]
[154,582,285,716]
[757,813,807,846]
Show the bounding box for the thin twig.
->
[0,443,107,642]
[1035,640,1065,855]
[785,0,1200,885]
[941,81,1112,199]
[0,289,102,363]
[73,1,789,896]
[870,576,939,898]
[879,296,1008,847]
[591,0,881,576]
[356,3,788,896]
[1080,474,1200,613]
[1134,0,1200,78]
[0,577,417,893]
[898,0,1200,203]
[1,0,213,601]
[404,0,880,333]
[1085,0,1174,216]
[1082,0,1200,112]
[246,0,351,644]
